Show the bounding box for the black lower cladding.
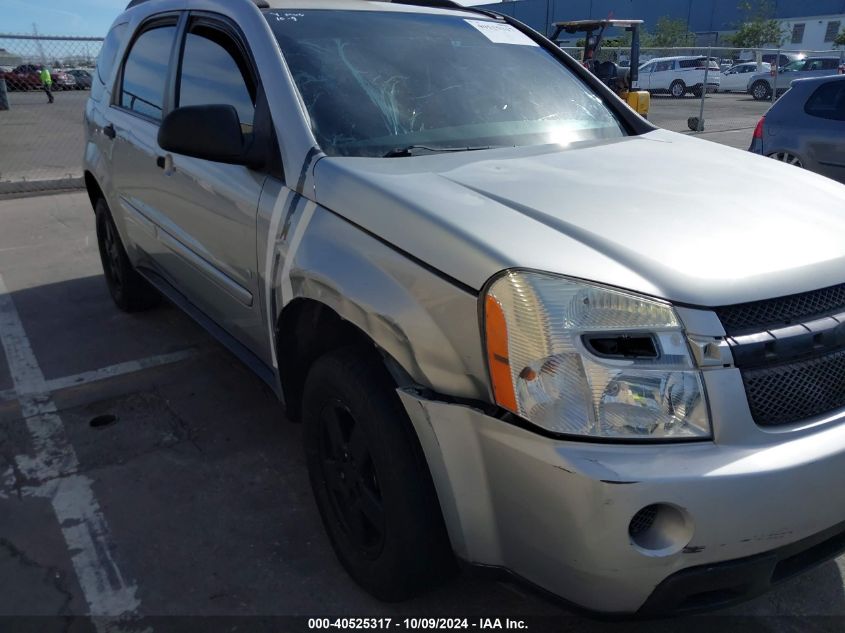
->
[743,347,845,426]
[640,519,845,615]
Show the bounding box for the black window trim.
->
[97,21,129,86]
[112,12,184,126]
[176,12,261,113]
[804,80,845,122]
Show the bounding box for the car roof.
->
[792,74,845,86]
[642,55,710,63]
[260,0,485,16]
[122,0,494,18]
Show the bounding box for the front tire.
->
[670,80,686,98]
[303,347,455,601]
[95,198,159,312]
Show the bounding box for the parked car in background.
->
[748,56,844,101]
[739,52,804,68]
[67,69,93,90]
[639,56,721,97]
[719,61,771,93]
[750,75,845,184]
[0,64,75,91]
[52,69,76,90]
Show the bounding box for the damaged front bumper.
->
[398,389,845,614]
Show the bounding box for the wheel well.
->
[84,171,104,210]
[276,299,386,422]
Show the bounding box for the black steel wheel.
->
[95,198,159,312]
[303,346,455,601]
[317,399,386,559]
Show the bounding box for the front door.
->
[151,14,269,355]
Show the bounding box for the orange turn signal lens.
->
[484,294,518,412]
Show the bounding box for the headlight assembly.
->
[483,271,711,440]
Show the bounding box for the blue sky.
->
[3,0,128,37]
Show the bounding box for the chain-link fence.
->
[1,34,844,195]
[562,45,845,146]
[0,34,103,194]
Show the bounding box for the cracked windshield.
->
[267,10,624,157]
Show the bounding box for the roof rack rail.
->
[388,0,501,19]
[126,0,269,9]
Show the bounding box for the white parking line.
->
[0,348,197,403]
[0,274,141,619]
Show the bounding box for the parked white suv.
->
[640,56,721,97]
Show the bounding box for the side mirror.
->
[158,104,261,168]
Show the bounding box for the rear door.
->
[802,80,845,183]
[652,60,674,90]
[109,16,181,267]
[806,58,841,79]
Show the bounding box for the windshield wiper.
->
[382,145,496,158]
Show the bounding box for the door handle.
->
[103,124,116,140]
[156,154,175,175]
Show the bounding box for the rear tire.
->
[768,151,803,168]
[670,80,686,98]
[95,198,159,312]
[751,81,771,101]
[303,346,455,601]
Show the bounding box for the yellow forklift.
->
[550,19,650,118]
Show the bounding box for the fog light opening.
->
[629,503,693,557]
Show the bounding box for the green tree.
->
[834,28,845,47]
[728,0,786,48]
[643,17,694,48]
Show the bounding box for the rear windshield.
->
[265,10,624,157]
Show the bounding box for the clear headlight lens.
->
[484,271,711,440]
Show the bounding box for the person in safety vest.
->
[40,66,54,104]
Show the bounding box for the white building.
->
[780,14,844,51]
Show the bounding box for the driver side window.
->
[177,21,257,134]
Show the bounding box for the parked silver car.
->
[750,75,845,184]
[748,56,844,101]
[84,0,845,616]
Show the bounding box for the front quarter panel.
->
[272,199,490,401]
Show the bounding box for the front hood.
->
[313,129,845,307]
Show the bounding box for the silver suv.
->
[84,0,845,615]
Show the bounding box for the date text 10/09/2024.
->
[307,619,529,630]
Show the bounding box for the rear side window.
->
[655,60,673,71]
[805,81,845,121]
[178,23,257,132]
[97,23,128,85]
[119,25,177,122]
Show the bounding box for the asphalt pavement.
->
[1,192,845,632]
[0,89,87,190]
